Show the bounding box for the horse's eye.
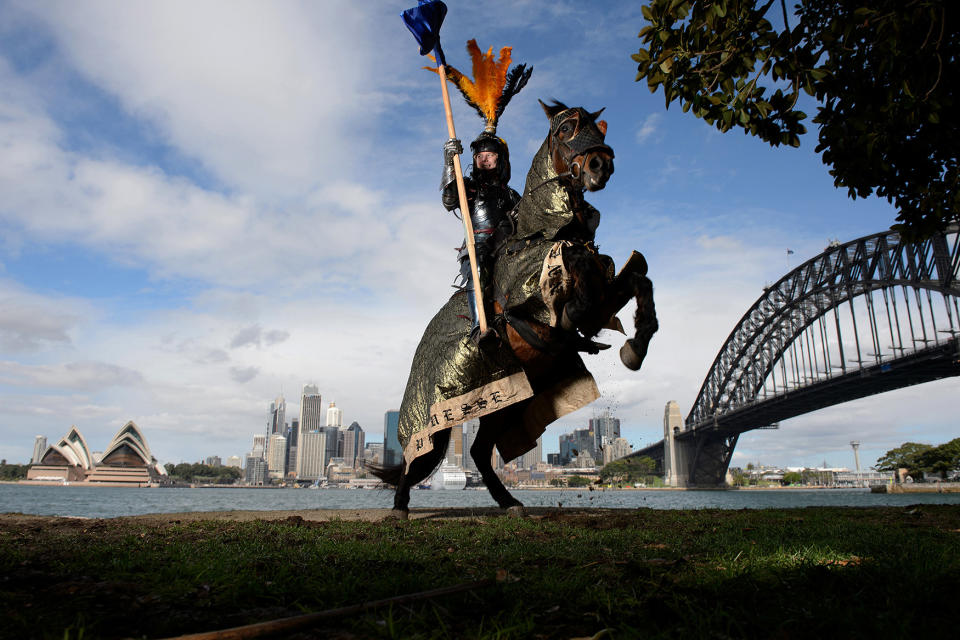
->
[559,122,573,134]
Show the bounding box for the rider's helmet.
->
[470,131,511,184]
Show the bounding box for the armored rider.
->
[441,131,520,346]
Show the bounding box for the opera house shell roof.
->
[27,421,167,485]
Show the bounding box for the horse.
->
[369,100,657,518]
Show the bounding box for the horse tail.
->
[365,461,404,487]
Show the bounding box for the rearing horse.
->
[370,100,657,517]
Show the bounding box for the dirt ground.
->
[0,506,593,527]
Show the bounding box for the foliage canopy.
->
[633,0,959,238]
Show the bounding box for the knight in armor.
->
[441,131,521,345]
[431,39,532,347]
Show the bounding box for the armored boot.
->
[460,252,499,350]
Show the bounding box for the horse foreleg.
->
[620,273,658,371]
[471,418,524,511]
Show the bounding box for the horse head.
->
[540,100,614,192]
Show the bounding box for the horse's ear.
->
[540,99,569,119]
[596,120,608,136]
[589,107,606,121]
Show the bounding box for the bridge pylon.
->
[663,401,695,486]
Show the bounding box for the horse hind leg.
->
[389,429,450,519]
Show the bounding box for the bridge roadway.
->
[631,337,959,468]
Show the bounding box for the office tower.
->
[285,420,299,477]
[343,422,365,468]
[269,394,286,435]
[31,436,47,464]
[267,434,286,480]
[226,456,242,468]
[461,419,479,471]
[520,436,542,470]
[604,437,632,464]
[244,456,267,485]
[383,410,401,465]
[205,456,222,467]
[299,385,323,431]
[590,410,620,455]
[365,442,384,464]
[325,401,343,428]
[559,428,595,465]
[446,424,464,466]
[251,434,266,459]
[319,425,341,464]
[296,429,328,482]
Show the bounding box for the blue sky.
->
[1,0,955,471]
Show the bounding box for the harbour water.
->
[2,483,959,519]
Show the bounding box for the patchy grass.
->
[1,505,958,639]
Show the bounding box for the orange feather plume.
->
[426,40,531,133]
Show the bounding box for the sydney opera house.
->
[26,421,168,486]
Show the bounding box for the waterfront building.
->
[364,442,383,465]
[462,419,479,471]
[446,424,464,467]
[602,437,633,465]
[383,410,401,466]
[251,434,266,460]
[27,422,166,485]
[31,436,47,464]
[296,429,328,482]
[343,422,365,469]
[519,436,543,470]
[325,401,343,428]
[244,456,267,485]
[226,456,242,468]
[27,426,94,482]
[267,434,286,480]
[285,419,299,478]
[590,410,620,456]
[559,428,595,466]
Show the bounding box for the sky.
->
[1,0,955,472]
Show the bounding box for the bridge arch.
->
[688,224,960,431]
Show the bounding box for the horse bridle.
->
[548,108,614,182]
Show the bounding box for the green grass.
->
[1,506,958,639]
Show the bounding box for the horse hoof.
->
[385,509,409,521]
[620,339,647,371]
[506,505,527,518]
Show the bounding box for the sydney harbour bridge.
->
[628,224,960,486]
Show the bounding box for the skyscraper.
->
[343,422,365,469]
[590,410,620,455]
[299,384,323,431]
[383,410,401,466]
[251,434,266,459]
[267,434,286,480]
[31,435,47,464]
[520,436,543,470]
[461,419,479,471]
[325,401,343,428]
[269,394,286,435]
[296,429,328,482]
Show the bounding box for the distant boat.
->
[428,463,467,490]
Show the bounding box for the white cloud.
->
[0,360,143,390]
[18,0,387,197]
[636,113,662,144]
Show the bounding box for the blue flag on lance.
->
[401,0,448,66]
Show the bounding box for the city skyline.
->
[1,2,955,472]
